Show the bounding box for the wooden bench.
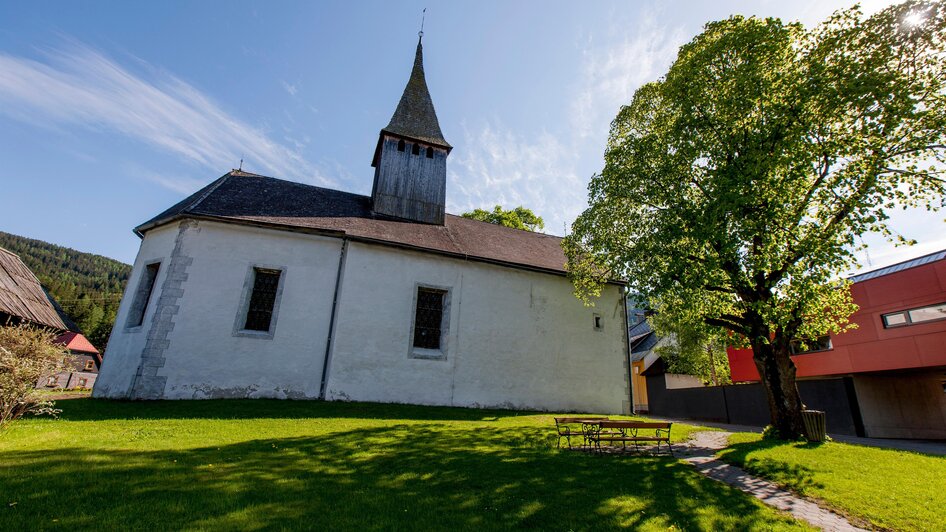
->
[588,421,673,455]
[553,417,609,449]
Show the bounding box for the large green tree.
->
[565,2,946,438]
[461,205,545,232]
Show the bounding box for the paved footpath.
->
[679,432,867,531]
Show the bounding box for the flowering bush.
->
[0,324,67,430]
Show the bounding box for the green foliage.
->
[0,231,131,348]
[649,299,732,385]
[0,324,67,430]
[565,2,946,436]
[721,432,946,530]
[0,399,806,530]
[461,205,546,232]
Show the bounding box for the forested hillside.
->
[0,231,131,349]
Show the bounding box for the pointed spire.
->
[382,35,451,149]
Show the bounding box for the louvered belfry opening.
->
[244,268,281,331]
[413,287,446,349]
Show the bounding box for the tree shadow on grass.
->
[0,424,803,530]
[717,440,823,494]
[54,398,543,422]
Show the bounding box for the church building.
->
[93,37,630,414]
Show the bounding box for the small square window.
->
[883,312,908,327]
[593,314,603,330]
[46,376,58,386]
[78,378,88,388]
[789,336,833,355]
[84,360,95,371]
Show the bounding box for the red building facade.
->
[728,250,946,439]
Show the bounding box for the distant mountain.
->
[0,231,131,349]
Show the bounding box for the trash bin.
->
[801,410,826,442]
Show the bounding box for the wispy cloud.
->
[448,11,685,236]
[0,41,332,189]
[447,121,584,234]
[571,13,686,141]
[281,80,298,97]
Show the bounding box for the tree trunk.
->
[751,338,805,438]
[707,343,718,386]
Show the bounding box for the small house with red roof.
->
[38,331,103,390]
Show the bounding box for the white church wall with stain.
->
[93,223,180,398]
[157,221,342,399]
[325,242,628,414]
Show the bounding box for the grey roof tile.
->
[135,170,585,278]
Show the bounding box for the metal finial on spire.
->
[419,8,426,39]
[238,156,243,171]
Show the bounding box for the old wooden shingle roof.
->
[0,247,69,330]
[380,36,450,149]
[135,170,591,279]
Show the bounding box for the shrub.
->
[0,324,67,430]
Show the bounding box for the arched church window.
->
[397,139,405,152]
[412,143,420,156]
[426,147,434,159]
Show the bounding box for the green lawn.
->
[0,399,807,531]
[719,433,946,531]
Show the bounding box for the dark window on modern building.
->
[127,262,160,328]
[882,302,946,328]
[244,268,282,331]
[789,336,833,355]
[397,139,406,151]
[426,146,434,158]
[413,287,446,349]
[411,143,420,156]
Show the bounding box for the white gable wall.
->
[159,221,341,399]
[326,242,628,413]
[93,223,179,398]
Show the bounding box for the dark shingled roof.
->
[629,319,659,361]
[381,37,450,149]
[0,247,69,330]
[135,170,593,279]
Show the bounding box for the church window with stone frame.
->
[243,268,282,332]
[126,261,161,328]
[412,286,448,352]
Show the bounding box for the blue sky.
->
[1,0,941,270]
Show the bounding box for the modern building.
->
[93,36,631,414]
[728,250,946,439]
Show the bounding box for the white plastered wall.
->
[93,223,179,398]
[325,242,628,414]
[158,221,342,399]
[95,220,343,399]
